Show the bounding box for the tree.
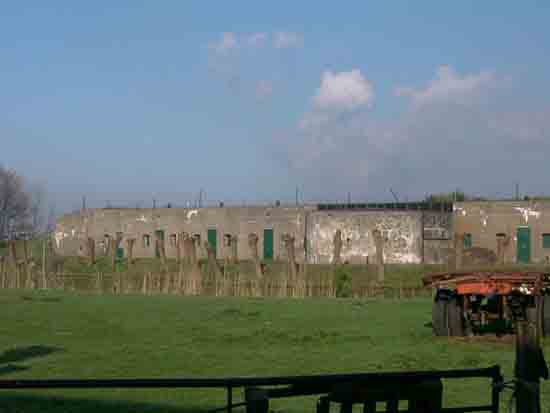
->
[0,166,30,239]
[425,191,466,203]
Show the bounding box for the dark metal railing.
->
[0,365,503,412]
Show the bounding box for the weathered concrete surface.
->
[55,206,313,263]
[306,211,424,264]
[454,201,550,264]
[55,206,452,264]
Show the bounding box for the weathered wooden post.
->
[248,233,263,296]
[86,237,96,265]
[454,233,464,271]
[9,240,19,288]
[230,234,238,264]
[175,232,185,293]
[155,232,166,268]
[23,239,32,289]
[333,229,343,265]
[283,234,299,297]
[110,233,122,271]
[184,235,201,295]
[126,238,135,266]
[372,229,385,282]
[205,241,222,296]
[496,234,510,266]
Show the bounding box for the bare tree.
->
[28,182,47,235]
[0,166,30,239]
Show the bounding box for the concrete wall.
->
[55,206,453,264]
[55,206,312,262]
[454,201,550,264]
[306,211,424,264]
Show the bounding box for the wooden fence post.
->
[372,230,385,282]
[333,230,343,265]
[248,233,263,297]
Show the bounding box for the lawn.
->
[0,290,546,412]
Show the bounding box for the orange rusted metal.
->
[424,270,550,296]
[456,281,513,295]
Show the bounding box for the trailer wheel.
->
[447,297,465,337]
[432,299,447,336]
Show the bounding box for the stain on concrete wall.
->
[306,211,423,264]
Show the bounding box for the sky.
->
[2,2,550,212]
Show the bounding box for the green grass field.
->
[0,290,548,412]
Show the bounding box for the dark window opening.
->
[224,234,232,247]
[193,234,201,245]
[543,234,550,249]
[143,234,151,248]
[169,234,177,247]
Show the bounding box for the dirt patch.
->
[451,334,515,344]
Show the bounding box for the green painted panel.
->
[543,234,550,249]
[464,233,472,249]
[517,227,531,264]
[263,229,274,260]
[208,229,217,257]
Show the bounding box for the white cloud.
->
[313,69,374,111]
[395,65,495,107]
[273,31,304,49]
[208,32,238,54]
[279,66,550,201]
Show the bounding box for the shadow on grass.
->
[0,393,211,413]
[21,295,63,303]
[0,345,63,364]
[0,364,30,376]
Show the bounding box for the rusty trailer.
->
[423,269,550,336]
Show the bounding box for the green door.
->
[155,230,164,258]
[464,233,472,249]
[116,247,124,259]
[263,229,274,260]
[517,227,531,264]
[207,229,217,257]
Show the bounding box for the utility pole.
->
[295,187,299,206]
[516,183,520,201]
[82,196,86,211]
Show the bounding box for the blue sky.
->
[2,2,550,211]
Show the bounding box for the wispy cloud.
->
[208,31,303,55]
[273,31,304,49]
[394,65,496,107]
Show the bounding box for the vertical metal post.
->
[491,367,502,413]
[227,385,232,413]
